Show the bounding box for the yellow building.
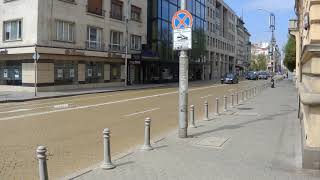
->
[289,0,320,169]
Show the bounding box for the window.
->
[111,0,123,20]
[130,35,141,50]
[87,26,102,49]
[110,30,123,50]
[55,20,75,42]
[131,5,141,21]
[3,20,22,41]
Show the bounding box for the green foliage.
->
[249,54,267,71]
[284,35,296,72]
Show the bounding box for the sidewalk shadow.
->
[115,161,135,168]
[191,110,296,137]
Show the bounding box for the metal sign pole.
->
[34,46,38,97]
[178,0,188,138]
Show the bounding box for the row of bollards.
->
[188,83,270,128]
[35,83,271,179]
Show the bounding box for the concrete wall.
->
[292,0,320,170]
[0,0,38,48]
[37,0,147,49]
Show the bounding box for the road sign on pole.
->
[172,6,193,138]
[172,10,193,51]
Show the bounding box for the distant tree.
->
[284,35,296,72]
[250,54,267,71]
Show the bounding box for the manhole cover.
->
[194,136,230,148]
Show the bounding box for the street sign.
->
[172,10,193,50]
[33,53,40,61]
[173,28,192,50]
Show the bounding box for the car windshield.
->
[226,74,234,78]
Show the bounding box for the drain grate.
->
[237,107,254,110]
[194,136,230,148]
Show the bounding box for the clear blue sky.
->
[224,0,296,50]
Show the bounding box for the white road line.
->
[200,94,213,99]
[0,109,30,114]
[124,108,160,117]
[0,83,228,121]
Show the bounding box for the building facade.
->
[0,0,147,91]
[289,0,320,170]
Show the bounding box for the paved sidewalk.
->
[68,80,320,180]
[0,84,167,102]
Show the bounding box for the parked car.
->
[221,73,239,84]
[258,71,268,80]
[247,72,258,80]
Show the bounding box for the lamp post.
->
[258,9,276,74]
[125,0,132,86]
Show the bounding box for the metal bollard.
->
[236,92,239,105]
[242,91,245,102]
[215,98,219,116]
[189,105,196,128]
[36,146,48,180]
[141,118,153,151]
[224,96,227,111]
[101,128,116,169]
[231,94,234,107]
[204,101,209,121]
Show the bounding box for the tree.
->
[284,35,296,72]
[249,54,267,71]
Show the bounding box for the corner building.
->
[289,0,320,170]
[0,0,147,91]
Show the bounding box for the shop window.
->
[54,63,76,85]
[3,19,22,41]
[110,64,121,81]
[86,62,104,83]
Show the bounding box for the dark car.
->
[258,72,268,80]
[221,73,239,84]
[247,72,258,80]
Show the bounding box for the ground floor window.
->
[54,63,76,85]
[110,64,121,82]
[86,62,104,83]
[0,62,22,85]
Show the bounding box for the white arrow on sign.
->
[33,53,40,61]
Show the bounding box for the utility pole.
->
[124,0,131,86]
[178,0,188,138]
[269,13,276,74]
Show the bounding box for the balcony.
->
[110,11,124,21]
[108,44,126,53]
[288,19,298,32]
[85,41,105,51]
[86,6,105,17]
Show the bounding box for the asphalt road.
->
[0,80,267,179]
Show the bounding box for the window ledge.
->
[3,39,22,43]
[53,39,76,44]
[57,0,77,5]
[86,12,105,19]
[110,18,125,24]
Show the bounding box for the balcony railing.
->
[86,6,106,17]
[85,41,105,50]
[110,11,124,21]
[108,44,126,53]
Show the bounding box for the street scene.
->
[0,0,319,179]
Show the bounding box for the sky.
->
[223,0,296,51]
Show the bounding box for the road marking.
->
[0,83,234,121]
[0,109,30,114]
[53,104,70,109]
[124,108,160,117]
[200,94,213,99]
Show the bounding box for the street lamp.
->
[257,9,277,74]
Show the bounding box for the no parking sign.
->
[172,10,193,50]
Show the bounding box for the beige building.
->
[205,0,250,80]
[0,0,147,91]
[289,0,320,169]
